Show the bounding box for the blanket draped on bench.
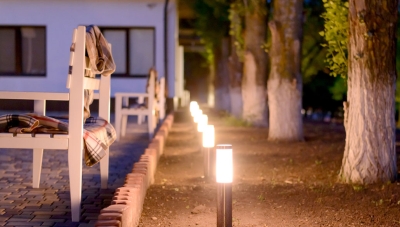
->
[0,113,116,167]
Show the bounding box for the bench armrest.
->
[0,91,69,101]
[115,93,149,98]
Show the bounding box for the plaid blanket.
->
[0,113,116,167]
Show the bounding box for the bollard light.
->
[193,109,203,123]
[202,125,214,178]
[202,125,214,148]
[197,114,208,132]
[190,101,199,117]
[216,144,233,183]
[216,144,233,227]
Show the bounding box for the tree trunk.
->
[339,0,398,184]
[228,13,243,118]
[267,0,303,141]
[214,38,231,112]
[242,0,268,126]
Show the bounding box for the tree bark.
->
[214,38,231,112]
[228,37,243,118]
[339,0,398,184]
[242,0,268,126]
[267,0,304,141]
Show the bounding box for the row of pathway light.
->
[189,101,232,227]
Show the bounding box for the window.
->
[0,26,46,76]
[101,27,155,77]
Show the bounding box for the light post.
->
[189,101,198,115]
[197,114,208,150]
[193,109,202,124]
[190,101,199,123]
[202,125,214,178]
[216,144,233,227]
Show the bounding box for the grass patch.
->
[221,112,252,127]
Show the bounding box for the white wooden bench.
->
[0,26,114,222]
[114,68,165,140]
[138,75,166,124]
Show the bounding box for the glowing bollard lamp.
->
[193,109,203,124]
[190,101,198,114]
[190,101,199,119]
[216,144,233,227]
[197,114,208,132]
[197,114,208,150]
[202,125,214,178]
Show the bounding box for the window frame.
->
[100,26,156,78]
[0,25,47,77]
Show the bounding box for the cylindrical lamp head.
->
[202,125,215,148]
[216,144,233,183]
[193,109,203,123]
[197,114,208,132]
[190,101,199,116]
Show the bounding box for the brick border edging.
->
[94,113,174,227]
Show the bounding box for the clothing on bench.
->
[83,25,116,122]
[0,113,116,167]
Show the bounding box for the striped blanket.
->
[0,113,116,167]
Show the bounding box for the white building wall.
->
[0,0,178,97]
[167,0,177,99]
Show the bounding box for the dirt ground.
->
[138,107,400,227]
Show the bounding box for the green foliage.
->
[221,111,252,127]
[228,1,245,61]
[192,0,230,64]
[320,0,349,77]
[257,193,265,201]
[302,1,328,81]
[395,19,400,103]
[329,76,347,101]
[352,184,366,192]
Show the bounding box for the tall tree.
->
[339,0,398,184]
[227,1,245,118]
[242,0,268,126]
[193,0,230,108]
[267,0,304,141]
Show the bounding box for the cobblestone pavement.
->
[0,116,150,226]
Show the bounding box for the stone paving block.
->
[158,126,168,137]
[4,210,22,215]
[155,133,165,147]
[0,217,9,222]
[5,221,43,226]
[77,223,95,227]
[94,219,121,227]
[33,211,66,216]
[40,222,57,226]
[53,222,80,227]
[150,138,162,157]
[98,212,123,221]
[7,214,35,221]
[125,174,146,190]
[0,200,14,205]
[19,211,33,216]
[148,142,160,160]
[130,168,150,188]
[51,214,70,219]
[111,200,132,206]
[6,217,33,222]
[0,192,12,197]
[35,205,54,210]
[98,204,132,227]
[0,115,169,225]
[30,218,63,222]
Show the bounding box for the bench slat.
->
[0,91,69,101]
[66,75,100,90]
[0,137,68,149]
